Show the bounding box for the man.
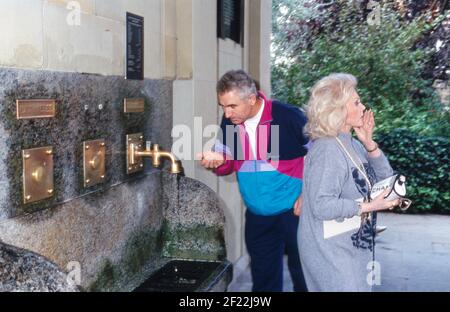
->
[198,70,308,292]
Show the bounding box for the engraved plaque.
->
[126,12,144,80]
[83,140,106,188]
[124,98,145,113]
[17,99,56,119]
[23,146,54,204]
[126,133,144,174]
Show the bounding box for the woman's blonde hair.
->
[305,73,357,140]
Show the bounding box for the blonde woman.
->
[297,73,400,291]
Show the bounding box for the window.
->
[217,0,244,45]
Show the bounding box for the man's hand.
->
[294,195,303,216]
[197,151,226,169]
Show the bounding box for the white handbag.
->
[370,174,412,211]
[335,137,412,212]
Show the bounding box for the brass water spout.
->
[130,143,181,174]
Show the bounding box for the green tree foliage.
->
[377,130,449,214]
[272,0,449,137]
[272,0,450,213]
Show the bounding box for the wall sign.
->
[126,12,144,80]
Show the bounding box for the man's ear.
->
[248,94,257,106]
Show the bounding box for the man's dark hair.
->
[216,70,258,99]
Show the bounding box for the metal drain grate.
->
[134,260,222,292]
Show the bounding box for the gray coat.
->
[298,132,393,291]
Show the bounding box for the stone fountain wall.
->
[0,68,226,291]
[0,68,173,220]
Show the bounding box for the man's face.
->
[218,90,257,125]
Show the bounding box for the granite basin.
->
[134,259,233,292]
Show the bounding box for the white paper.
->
[323,216,361,239]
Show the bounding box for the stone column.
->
[248,0,272,96]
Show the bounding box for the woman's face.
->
[344,90,366,129]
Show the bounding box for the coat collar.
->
[257,91,273,125]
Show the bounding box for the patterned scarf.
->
[351,163,378,252]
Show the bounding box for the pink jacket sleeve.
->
[213,159,235,176]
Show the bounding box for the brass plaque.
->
[22,146,54,204]
[83,140,106,188]
[17,99,56,119]
[126,133,144,174]
[124,98,145,113]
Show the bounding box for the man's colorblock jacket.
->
[214,92,309,216]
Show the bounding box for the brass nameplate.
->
[126,133,144,174]
[17,99,56,119]
[83,140,106,188]
[23,146,54,204]
[124,98,145,113]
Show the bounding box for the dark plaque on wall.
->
[217,0,244,45]
[126,12,144,80]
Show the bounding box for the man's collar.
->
[257,91,273,124]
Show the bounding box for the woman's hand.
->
[354,109,377,151]
[361,188,400,213]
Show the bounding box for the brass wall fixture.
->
[16,99,56,119]
[126,133,181,174]
[22,146,54,204]
[124,98,145,113]
[126,133,144,174]
[83,139,106,187]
